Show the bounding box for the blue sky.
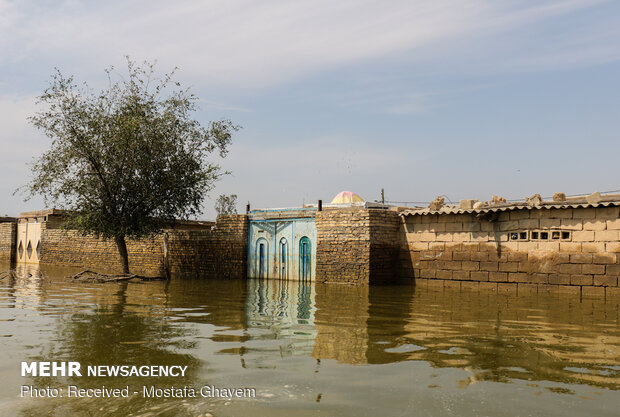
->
[1,0,619,219]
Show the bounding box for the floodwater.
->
[0,265,619,417]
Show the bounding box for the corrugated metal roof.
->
[400,195,620,217]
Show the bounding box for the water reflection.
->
[0,266,619,417]
[244,279,316,359]
[404,287,620,390]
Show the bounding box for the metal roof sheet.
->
[399,196,620,217]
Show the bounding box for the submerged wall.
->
[38,214,248,277]
[399,206,620,296]
[0,219,17,263]
[165,214,248,279]
[40,225,165,275]
[315,208,400,285]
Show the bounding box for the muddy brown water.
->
[0,264,619,416]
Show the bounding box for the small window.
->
[552,231,560,240]
[509,232,518,241]
[540,231,549,240]
[531,231,539,240]
[519,231,528,240]
[561,231,571,240]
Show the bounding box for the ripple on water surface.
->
[0,266,619,416]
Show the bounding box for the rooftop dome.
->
[330,191,364,204]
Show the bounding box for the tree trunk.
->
[114,235,130,274]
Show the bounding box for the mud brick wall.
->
[368,210,401,284]
[40,224,165,275]
[316,208,401,284]
[165,214,248,279]
[316,209,371,284]
[0,221,17,263]
[400,206,620,296]
[39,214,248,278]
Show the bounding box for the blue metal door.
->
[299,236,311,281]
[257,239,268,279]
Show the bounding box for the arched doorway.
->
[299,236,311,281]
[256,238,269,278]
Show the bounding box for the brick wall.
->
[0,221,16,263]
[316,208,400,284]
[39,214,248,278]
[400,206,620,296]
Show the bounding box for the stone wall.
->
[316,208,400,284]
[400,206,620,296]
[0,220,16,263]
[39,214,248,278]
[368,210,401,284]
[165,214,248,279]
[316,209,370,284]
[40,226,165,275]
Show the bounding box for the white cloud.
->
[1,0,618,90]
[0,93,48,215]
[2,0,619,216]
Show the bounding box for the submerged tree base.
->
[69,270,166,283]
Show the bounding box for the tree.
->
[214,194,238,216]
[25,59,239,274]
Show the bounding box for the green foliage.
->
[26,58,239,240]
[214,194,238,216]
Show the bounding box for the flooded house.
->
[0,191,619,295]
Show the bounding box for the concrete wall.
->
[0,220,17,263]
[316,208,401,285]
[399,206,620,296]
[39,214,248,278]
